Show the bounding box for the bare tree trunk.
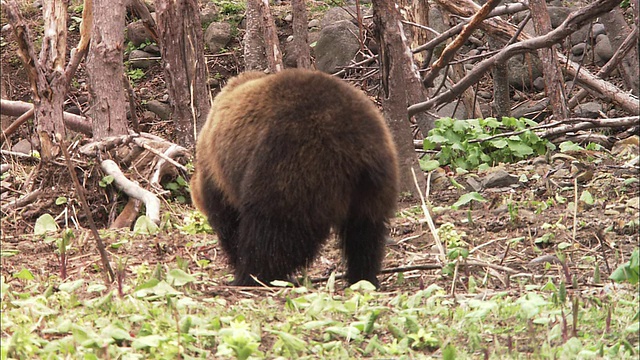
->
[291,0,311,69]
[86,0,129,139]
[154,0,211,146]
[489,37,510,119]
[400,0,430,64]
[3,0,92,158]
[529,0,568,120]
[244,0,284,73]
[244,0,267,71]
[372,0,427,199]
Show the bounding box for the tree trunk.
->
[86,0,129,140]
[244,0,284,73]
[291,0,311,69]
[4,0,92,158]
[529,0,568,120]
[372,0,427,199]
[154,0,211,146]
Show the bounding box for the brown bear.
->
[190,68,399,287]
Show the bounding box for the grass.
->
[1,266,638,359]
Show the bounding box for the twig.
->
[101,159,161,225]
[411,167,445,260]
[132,137,188,172]
[59,136,115,283]
[1,106,34,139]
[572,178,578,243]
[1,189,42,212]
[149,144,189,189]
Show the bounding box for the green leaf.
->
[420,159,440,172]
[167,269,196,287]
[451,192,487,209]
[55,196,67,205]
[34,214,58,235]
[580,190,594,205]
[133,216,159,235]
[559,141,583,152]
[59,279,84,293]
[14,268,35,280]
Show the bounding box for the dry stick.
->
[422,0,502,88]
[101,159,161,225]
[1,106,34,139]
[408,0,626,117]
[59,137,115,283]
[572,178,578,243]
[149,144,189,189]
[568,25,639,109]
[411,167,445,261]
[1,189,42,212]
[132,137,188,172]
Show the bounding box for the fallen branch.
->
[149,144,189,189]
[101,159,161,225]
[537,116,640,139]
[409,0,625,117]
[1,189,42,212]
[0,99,92,136]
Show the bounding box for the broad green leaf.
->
[559,141,583,152]
[167,268,196,287]
[580,190,594,205]
[133,215,159,235]
[34,214,58,235]
[451,192,487,209]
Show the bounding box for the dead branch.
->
[537,116,640,139]
[149,144,189,190]
[78,134,137,156]
[409,0,623,117]
[568,26,639,109]
[132,137,188,172]
[1,189,42,212]
[422,0,501,88]
[101,159,161,225]
[0,99,92,136]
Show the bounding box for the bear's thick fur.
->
[190,69,399,287]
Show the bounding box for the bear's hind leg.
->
[197,178,241,267]
[232,212,330,286]
[339,216,386,288]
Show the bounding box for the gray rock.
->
[320,6,368,29]
[126,21,154,47]
[146,100,172,120]
[592,23,606,37]
[594,34,613,63]
[477,91,492,100]
[547,6,571,28]
[204,22,232,53]
[533,77,546,91]
[507,53,542,89]
[284,14,293,22]
[11,139,34,155]
[143,43,161,55]
[571,43,588,56]
[574,102,602,118]
[308,19,321,28]
[482,169,519,189]
[128,50,156,69]
[314,20,360,74]
[200,2,218,26]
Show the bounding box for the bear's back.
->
[196,69,398,222]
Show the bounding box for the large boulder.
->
[314,20,360,74]
[204,22,232,53]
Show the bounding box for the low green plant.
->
[423,117,554,170]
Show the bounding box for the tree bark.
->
[154,0,211,146]
[244,0,283,73]
[529,0,568,120]
[291,0,311,69]
[3,0,92,158]
[372,0,427,199]
[86,0,129,139]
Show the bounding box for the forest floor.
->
[0,1,638,358]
